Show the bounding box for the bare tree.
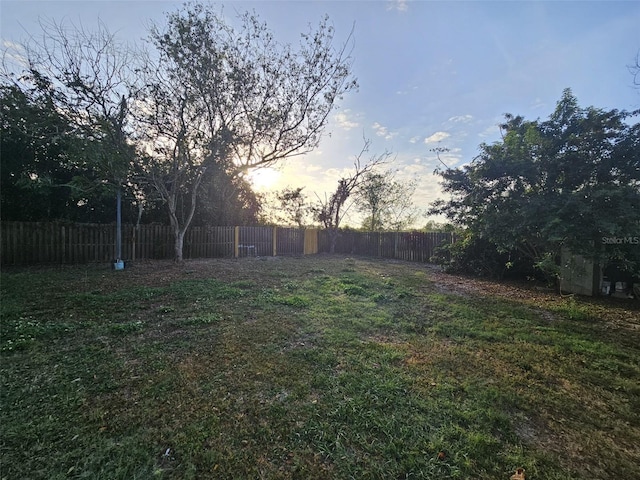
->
[313,138,391,253]
[18,19,137,177]
[632,50,640,88]
[136,3,357,261]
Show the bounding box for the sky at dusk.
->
[2,0,639,227]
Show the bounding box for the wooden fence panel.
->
[0,222,456,265]
[332,231,355,254]
[314,229,455,263]
[214,226,235,258]
[184,226,234,258]
[238,226,273,257]
[276,227,304,256]
[147,225,172,259]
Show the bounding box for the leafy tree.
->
[194,161,262,226]
[136,3,357,261]
[423,219,454,232]
[313,138,390,252]
[0,83,127,222]
[356,170,417,232]
[355,172,392,231]
[355,169,420,231]
[261,187,312,228]
[431,89,640,281]
[21,19,136,181]
[1,84,78,220]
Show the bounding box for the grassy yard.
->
[1,256,638,479]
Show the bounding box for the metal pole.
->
[116,186,122,262]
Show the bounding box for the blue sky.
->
[2,0,639,226]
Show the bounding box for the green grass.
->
[1,256,639,479]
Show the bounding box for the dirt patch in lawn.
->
[420,263,639,331]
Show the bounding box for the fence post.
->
[61,225,66,264]
[272,227,277,257]
[234,226,240,258]
[394,232,399,259]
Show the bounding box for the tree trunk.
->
[329,229,338,254]
[174,229,185,263]
[166,200,188,263]
[157,168,206,264]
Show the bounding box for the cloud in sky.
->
[335,110,359,130]
[400,163,426,176]
[2,40,28,68]
[2,39,22,51]
[448,115,473,123]
[530,98,546,110]
[372,122,397,140]
[424,131,450,144]
[386,0,408,12]
[478,124,500,139]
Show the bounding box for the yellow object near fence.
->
[304,228,319,255]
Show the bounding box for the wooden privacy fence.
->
[0,222,319,265]
[318,230,456,262]
[0,222,452,265]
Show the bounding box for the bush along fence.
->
[0,222,453,265]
